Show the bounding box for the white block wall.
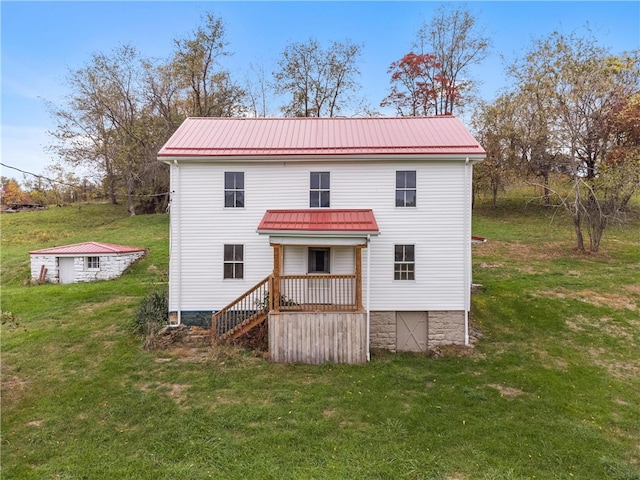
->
[30,251,145,284]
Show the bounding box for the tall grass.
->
[2,198,639,479]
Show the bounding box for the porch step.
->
[217,311,267,342]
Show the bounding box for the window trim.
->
[223,244,244,279]
[393,244,415,281]
[224,172,245,208]
[395,170,417,208]
[309,171,330,208]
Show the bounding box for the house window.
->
[394,245,415,280]
[224,172,244,208]
[310,172,330,208]
[396,170,416,207]
[308,248,330,274]
[223,244,244,279]
[87,256,100,270]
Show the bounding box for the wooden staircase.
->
[211,275,272,343]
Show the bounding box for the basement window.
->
[87,256,100,270]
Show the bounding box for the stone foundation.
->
[369,310,466,352]
[369,311,396,352]
[427,311,465,347]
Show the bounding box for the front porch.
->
[211,209,378,364]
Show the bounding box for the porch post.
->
[355,245,363,311]
[272,243,281,312]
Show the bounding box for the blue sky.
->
[1,1,639,179]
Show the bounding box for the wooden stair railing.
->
[211,275,272,343]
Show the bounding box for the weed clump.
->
[133,289,168,339]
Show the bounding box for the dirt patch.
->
[26,419,44,427]
[76,296,137,315]
[1,375,28,403]
[566,315,638,340]
[140,382,190,405]
[536,288,637,311]
[488,384,526,398]
[476,240,575,262]
[587,347,640,380]
[428,345,475,359]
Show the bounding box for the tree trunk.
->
[542,171,550,207]
[125,174,136,216]
[572,179,584,251]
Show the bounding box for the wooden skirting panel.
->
[268,312,367,364]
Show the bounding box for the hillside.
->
[1,199,639,479]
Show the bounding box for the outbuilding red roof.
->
[30,242,145,255]
[158,116,485,158]
[257,209,379,234]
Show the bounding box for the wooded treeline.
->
[12,6,639,251]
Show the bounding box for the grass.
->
[2,197,639,479]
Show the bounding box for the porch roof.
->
[257,209,379,236]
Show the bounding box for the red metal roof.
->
[158,116,485,158]
[30,242,145,255]
[257,209,379,234]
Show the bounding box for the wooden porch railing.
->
[211,275,272,342]
[211,273,362,343]
[276,274,359,312]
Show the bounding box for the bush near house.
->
[1,196,639,479]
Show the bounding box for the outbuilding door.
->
[59,257,75,284]
[397,311,427,352]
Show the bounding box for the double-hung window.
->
[396,170,416,207]
[224,172,244,208]
[310,172,330,208]
[87,256,100,270]
[223,244,244,279]
[394,245,415,280]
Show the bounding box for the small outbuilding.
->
[29,242,146,284]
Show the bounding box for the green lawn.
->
[1,199,639,479]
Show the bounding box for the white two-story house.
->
[158,116,485,364]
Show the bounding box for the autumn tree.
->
[381,52,448,116]
[497,30,640,251]
[471,94,521,207]
[1,178,28,205]
[49,45,155,215]
[413,4,490,115]
[274,38,362,117]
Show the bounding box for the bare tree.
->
[274,38,362,117]
[245,63,270,117]
[172,12,245,117]
[414,5,490,115]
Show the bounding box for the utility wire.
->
[0,162,79,188]
[0,162,169,197]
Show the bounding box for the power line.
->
[0,162,79,188]
[0,162,169,198]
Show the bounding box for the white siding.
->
[169,159,470,312]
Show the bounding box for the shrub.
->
[132,289,168,337]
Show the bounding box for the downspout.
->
[366,234,371,361]
[169,159,182,327]
[463,158,471,346]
